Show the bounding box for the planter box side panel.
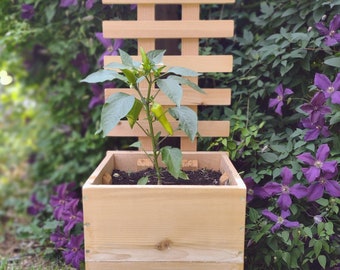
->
[83,151,246,268]
[86,261,243,270]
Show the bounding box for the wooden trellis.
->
[102,0,234,151]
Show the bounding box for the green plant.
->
[81,48,204,184]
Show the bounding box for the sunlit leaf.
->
[101,92,135,136]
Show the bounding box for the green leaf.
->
[304,227,313,238]
[313,239,322,257]
[126,99,143,128]
[316,198,329,206]
[80,69,124,83]
[260,152,278,163]
[160,146,182,179]
[324,57,340,68]
[330,111,340,125]
[157,77,183,106]
[137,176,148,185]
[129,141,141,148]
[119,49,134,67]
[104,62,127,70]
[100,92,135,136]
[169,75,205,93]
[147,49,165,64]
[167,66,200,77]
[169,106,197,141]
[318,255,326,269]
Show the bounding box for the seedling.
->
[81,48,204,184]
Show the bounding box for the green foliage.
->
[82,48,203,184]
[202,1,340,269]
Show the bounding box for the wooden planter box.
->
[83,151,246,270]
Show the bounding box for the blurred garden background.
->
[1,1,340,269]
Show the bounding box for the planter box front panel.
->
[83,151,246,269]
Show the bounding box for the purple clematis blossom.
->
[297,144,338,183]
[86,0,96,9]
[301,116,330,141]
[62,234,85,269]
[315,14,340,46]
[21,4,34,20]
[269,84,293,116]
[314,73,340,105]
[243,177,267,203]
[262,209,300,233]
[307,169,340,201]
[60,0,78,8]
[95,32,124,66]
[71,53,90,75]
[300,92,331,123]
[262,167,307,210]
[62,199,83,234]
[50,227,69,248]
[89,82,115,109]
[27,193,45,215]
[50,182,77,220]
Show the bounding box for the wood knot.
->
[156,238,173,251]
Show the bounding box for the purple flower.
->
[62,234,84,269]
[315,14,340,46]
[301,116,330,141]
[263,167,307,210]
[297,144,338,183]
[314,73,340,104]
[50,228,69,248]
[50,182,77,220]
[89,82,115,109]
[130,4,137,10]
[300,92,331,123]
[307,169,340,201]
[95,32,124,66]
[244,177,268,203]
[27,193,45,216]
[86,0,96,9]
[62,199,83,234]
[60,0,78,8]
[313,215,323,224]
[268,84,293,116]
[21,4,34,20]
[262,209,300,233]
[71,53,90,75]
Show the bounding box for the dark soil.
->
[111,168,222,185]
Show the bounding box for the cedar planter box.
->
[83,151,246,270]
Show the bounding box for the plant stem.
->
[144,74,162,185]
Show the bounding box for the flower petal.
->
[297,153,315,165]
[302,166,320,183]
[277,194,292,210]
[316,144,330,161]
[281,167,293,185]
[263,182,281,196]
[262,209,278,222]
[325,180,340,197]
[307,182,324,201]
[290,184,308,199]
[314,73,331,92]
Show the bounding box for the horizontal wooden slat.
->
[105,88,231,106]
[108,120,230,137]
[103,0,235,3]
[103,20,234,39]
[104,55,233,72]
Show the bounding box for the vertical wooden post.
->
[180,4,200,151]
